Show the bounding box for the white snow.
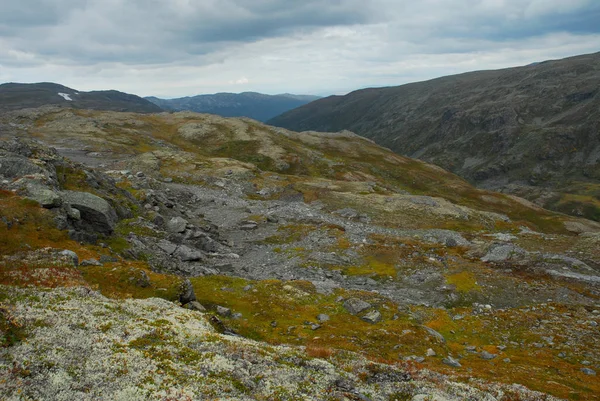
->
[58,92,73,101]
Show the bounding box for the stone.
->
[179,279,196,304]
[361,310,382,324]
[157,239,178,255]
[66,206,81,220]
[581,368,596,376]
[216,305,231,317]
[59,250,79,266]
[481,243,527,263]
[422,326,446,343]
[174,245,203,262]
[240,221,258,230]
[136,270,151,288]
[80,258,102,266]
[343,298,371,315]
[480,351,497,360]
[166,217,188,233]
[26,184,62,208]
[184,301,206,312]
[99,255,119,264]
[61,190,118,234]
[442,356,461,367]
[317,314,330,323]
[426,348,436,357]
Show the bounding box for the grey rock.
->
[80,258,102,266]
[361,310,382,324]
[422,326,446,343]
[174,245,203,262]
[481,243,528,263]
[581,368,596,376]
[179,279,196,304]
[59,250,79,266]
[136,270,151,288]
[343,298,371,315]
[317,313,330,323]
[166,217,188,233]
[442,356,461,367]
[157,239,178,255]
[184,301,206,312]
[61,190,118,234]
[216,305,231,317]
[99,255,119,264]
[426,348,436,357]
[26,184,62,208]
[65,206,81,220]
[480,351,497,360]
[0,156,45,178]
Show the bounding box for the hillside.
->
[146,91,320,122]
[0,107,599,399]
[0,82,163,113]
[268,52,600,222]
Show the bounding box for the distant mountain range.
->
[0,82,162,113]
[145,92,321,122]
[268,52,600,221]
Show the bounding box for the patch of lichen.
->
[0,303,26,347]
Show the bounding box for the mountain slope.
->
[1,107,599,399]
[146,91,320,122]
[0,82,163,113]
[268,52,600,221]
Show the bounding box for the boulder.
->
[481,244,527,263]
[166,217,188,233]
[25,183,62,208]
[179,279,196,304]
[343,298,371,315]
[61,190,118,234]
[216,305,231,317]
[361,310,382,324]
[174,245,203,262]
[0,156,46,178]
[59,250,79,267]
[442,356,461,368]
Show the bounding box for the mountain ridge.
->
[0,82,163,113]
[146,91,321,122]
[268,52,600,222]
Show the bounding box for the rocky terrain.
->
[268,52,600,223]
[146,92,320,122]
[0,106,599,400]
[0,82,163,114]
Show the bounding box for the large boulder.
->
[61,190,118,234]
[0,156,47,178]
[343,298,372,315]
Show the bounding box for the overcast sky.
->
[1,0,599,98]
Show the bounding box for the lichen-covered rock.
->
[343,298,372,315]
[0,286,562,401]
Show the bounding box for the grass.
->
[445,271,481,293]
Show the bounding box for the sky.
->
[0,0,599,98]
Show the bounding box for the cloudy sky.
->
[1,0,599,98]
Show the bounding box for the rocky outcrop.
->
[61,190,118,234]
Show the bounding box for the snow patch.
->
[58,92,73,101]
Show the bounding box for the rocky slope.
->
[146,92,320,122]
[268,52,600,222]
[1,107,599,400]
[0,82,163,113]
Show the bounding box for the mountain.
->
[146,91,320,122]
[0,82,163,113]
[1,105,599,399]
[268,52,600,222]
